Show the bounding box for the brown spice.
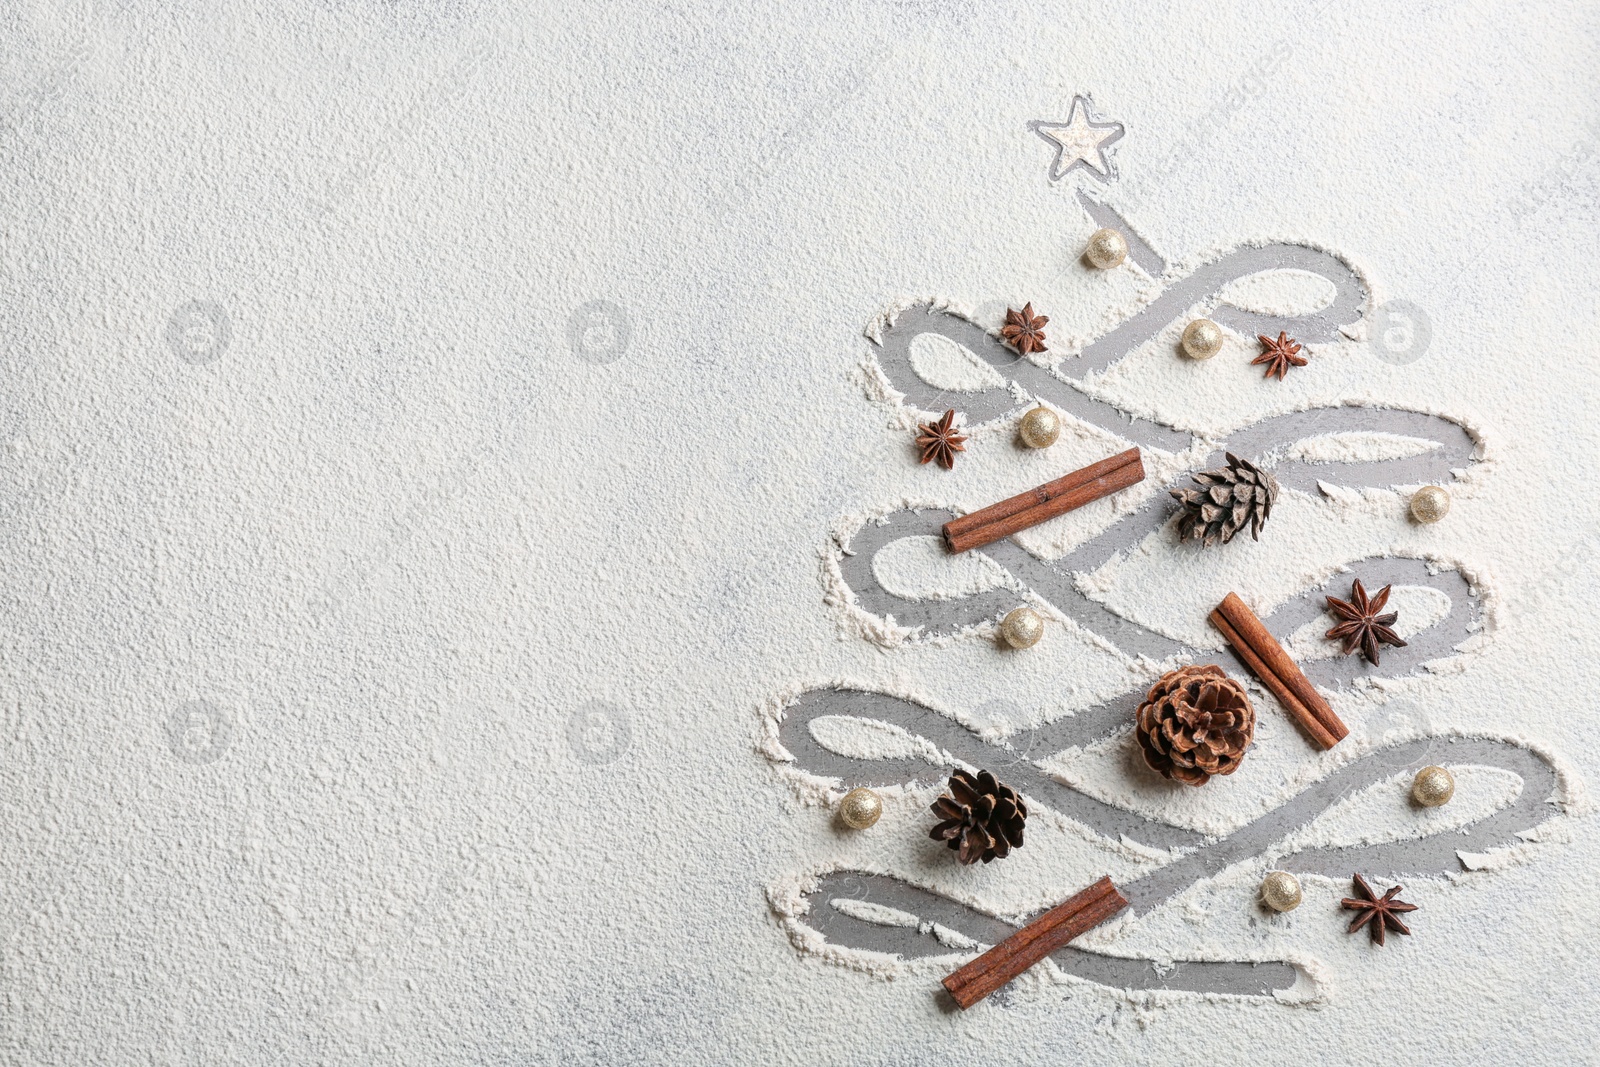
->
[915,409,968,469]
[941,877,1128,1009]
[1210,592,1348,749]
[1325,579,1407,665]
[1000,303,1049,355]
[1251,331,1307,380]
[942,448,1143,553]
[1342,874,1418,946]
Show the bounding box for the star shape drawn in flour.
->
[1030,96,1124,182]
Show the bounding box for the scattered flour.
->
[1215,269,1339,317]
[808,714,948,766]
[1271,764,1524,856]
[4,2,1596,1064]
[906,333,1008,393]
[1276,431,1443,466]
[870,534,1015,602]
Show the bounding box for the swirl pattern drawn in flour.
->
[851,207,1478,651]
[777,689,1561,997]
[790,555,1481,856]
[768,198,1571,1003]
[793,729,1555,998]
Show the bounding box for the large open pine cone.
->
[1135,665,1255,786]
[928,769,1027,864]
[1171,452,1279,545]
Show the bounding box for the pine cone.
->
[1135,665,1255,786]
[1170,452,1279,545]
[928,769,1027,864]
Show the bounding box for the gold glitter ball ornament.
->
[1084,228,1128,269]
[1260,871,1303,912]
[1181,318,1225,360]
[1018,406,1061,449]
[1410,485,1451,524]
[1000,607,1044,649]
[838,787,883,829]
[1411,765,1455,807]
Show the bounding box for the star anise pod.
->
[1342,873,1418,946]
[1251,331,1307,380]
[915,408,967,470]
[1000,303,1049,355]
[1325,578,1407,665]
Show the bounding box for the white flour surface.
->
[1,1,1598,1064]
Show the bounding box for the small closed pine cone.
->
[928,769,1027,864]
[1135,665,1255,786]
[1171,452,1279,546]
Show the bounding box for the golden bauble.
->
[1260,870,1303,912]
[999,606,1044,649]
[1181,318,1225,360]
[1018,406,1061,449]
[838,787,883,829]
[1410,485,1451,524]
[1084,227,1128,269]
[1411,765,1455,807]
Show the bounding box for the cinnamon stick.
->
[1209,611,1338,750]
[943,448,1144,553]
[1210,592,1348,748]
[941,876,1128,1009]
